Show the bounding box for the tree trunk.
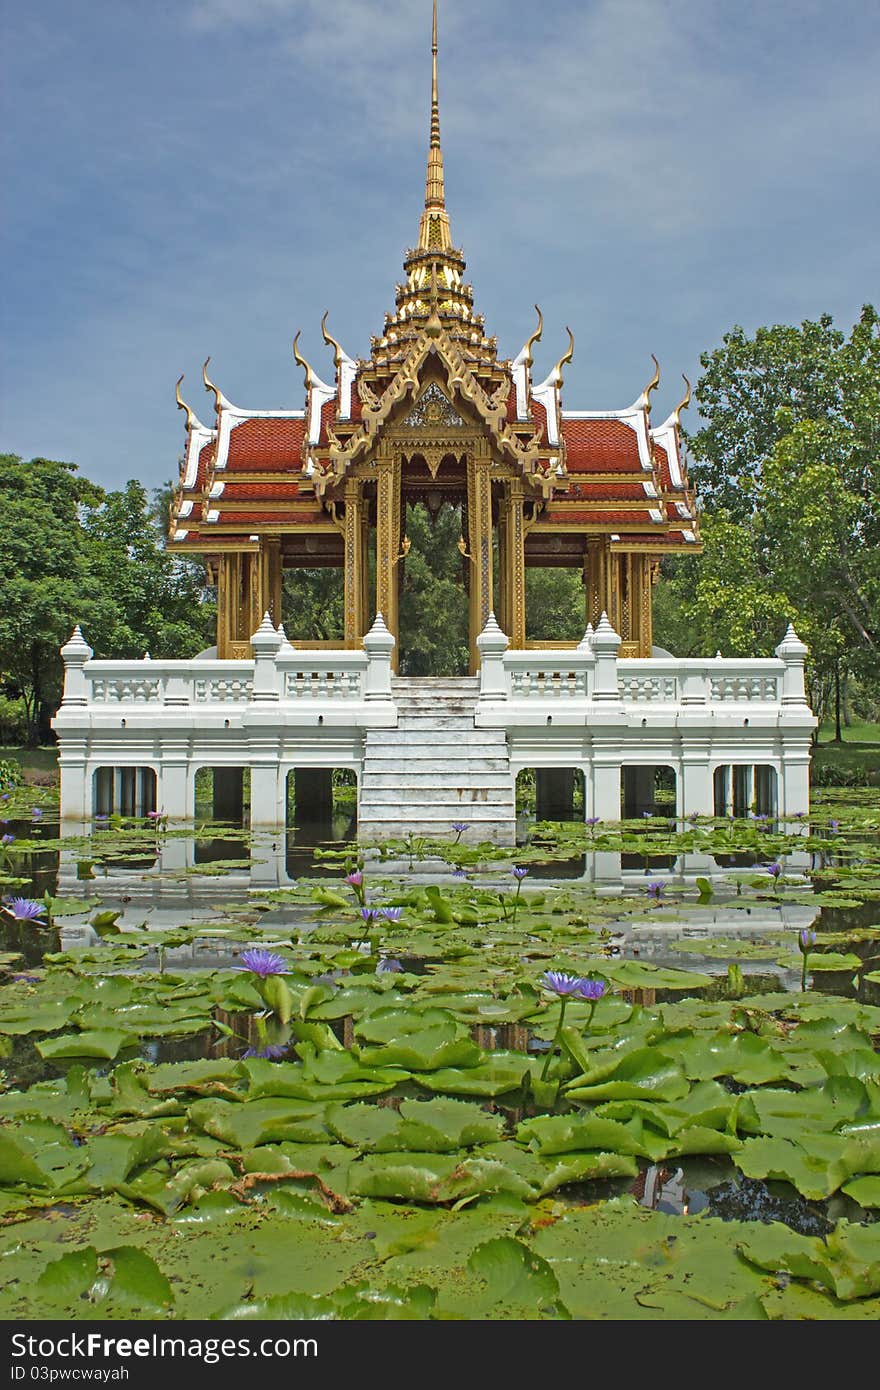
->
[27,646,42,748]
[833,656,843,743]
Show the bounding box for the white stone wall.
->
[53,612,816,829]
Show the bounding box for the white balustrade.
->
[506,655,591,700]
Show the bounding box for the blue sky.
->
[2,0,878,492]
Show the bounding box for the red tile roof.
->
[541,508,661,526]
[221,481,302,502]
[561,417,644,473]
[226,417,306,472]
[557,482,650,502]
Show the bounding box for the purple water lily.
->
[829,820,840,834]
[31,808,43,821]
[585,816,601,829]
[452,868,469,878]
[577,978,606,1002]
[235,948,290,977]
[766,862,783,878]
[646,881,665,899]
[451,822,469,843]
[540,972,607,1081]
[2,897,47,923]
[242,1044,288,1061]
[379,907,403,922]
[1,834,15,848]
[541,970,591,997]
[798,928,817,992]
[512,866,529,880]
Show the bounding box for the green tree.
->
[0,458,214,742]
[525,569,585,641]
[398,503,469,675]
[653,511,791,660]
[0,456,103,740]
[660,305,880,729]
[81,480,214,659]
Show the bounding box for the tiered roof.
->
[170,1,699,557]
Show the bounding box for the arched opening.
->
[397,500,469,676]
[713,765,778,818]
[93,767,156,818]
[621,765,677,818]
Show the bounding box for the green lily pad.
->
[739,1220,880,1300]
[36,1029,130,1061]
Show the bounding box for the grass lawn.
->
[813,719,880,785]
[0,744,59,781]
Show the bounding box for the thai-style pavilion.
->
[55,3,814,838]
[169,1,700,673]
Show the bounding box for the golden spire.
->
[418,0,452,252]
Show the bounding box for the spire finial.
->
[419,0,451,252]
[431,0,440,152]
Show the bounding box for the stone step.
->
[361,772,514,795]
[359,785,514,805]
[396,716,478,730]
[363,758,510,775]
[367,733,506,748]
[358,804,515,823]
[392,707,477,718]
[392,678,479,689]
[358,684,515,846]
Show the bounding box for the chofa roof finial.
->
[552,328,575,387]
[672,373,691,427]
[292,331,314,391]
[202,357,222,414]
[523,305,544,371]
[175,374,195,431]
[321,311,348,370]
[640,353,661,410]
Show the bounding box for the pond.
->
[1,788,879,1320]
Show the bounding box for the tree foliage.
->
[0,457,213,742]
[658,305,879,719]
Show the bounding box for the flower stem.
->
[540,995,567,1081]
[801,953,809,993]
[511,880,523,924]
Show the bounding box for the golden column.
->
[343,478,367,648]
[466,451,493,672]
[217,553,242,658]
[260,537,282,626]
[506,477,527,650]
[375,448,402,662]
[584,538,611,630]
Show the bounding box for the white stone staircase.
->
[357,677,516,845]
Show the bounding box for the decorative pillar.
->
[591,612,622,700]
[466,453,493,673]
[261,538,282,626]
[363,613,396,702]
[495,499,509,635]
[250,612,282,702]
[506,478,526,651]
[585,539,610,629]
[59,626,93,707]
[375,452,402,663]
[775,624,809,704]
[476,613,509,702]
[344,479,366,648]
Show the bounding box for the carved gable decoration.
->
[403,383,464,429]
